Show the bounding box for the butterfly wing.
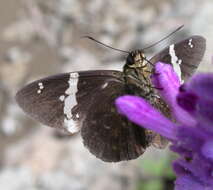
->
[150,35,206,81]
[16,73,73,132]
[80,79,150,162]
[147,36,205,148]
[16,70,150,162]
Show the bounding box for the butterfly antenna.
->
[81,36,130,54]
[142,25,184,51]
[144,57,154,66]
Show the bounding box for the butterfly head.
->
[126,50,147,69]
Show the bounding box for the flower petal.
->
[115,95,177,140]
[176,92,198,112]
[175,174,206,190]
[173,156,211,183]
[152,62,180,105]
[178,73,213,126]
[201,140,213,161]
[152,62,196,126]
[186,73,213,100]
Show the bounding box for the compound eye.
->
[126,54,135,65]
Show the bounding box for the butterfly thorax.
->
[123,50,154,98]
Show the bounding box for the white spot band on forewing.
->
[169,44,183,83]
[188,39,193,48]
[62,72,80,133]
[64,118,79,133]
[37,82,44,94]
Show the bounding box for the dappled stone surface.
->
[0,0,211,189]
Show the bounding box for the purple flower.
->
[115,62,213,190]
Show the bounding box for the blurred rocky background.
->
[0,0,212,189]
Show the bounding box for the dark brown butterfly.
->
[16,35,206,162]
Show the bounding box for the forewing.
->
[150,35,206,81]
[148,36,205,148]
[16,73,73,132]
[16,70,122,133]
[16,70,150,162]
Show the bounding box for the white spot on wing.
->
[37,82,44,94]
[59,95,65,102]
[70,72,79,78]
[169,44,183,83]
[64,119,79,133]
[104,125,111,129]
[62,72,80,133]
[101,82,108,89]
[38,82,44,89]
[188,39,193,48]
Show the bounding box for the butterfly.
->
[16,35,206,162]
